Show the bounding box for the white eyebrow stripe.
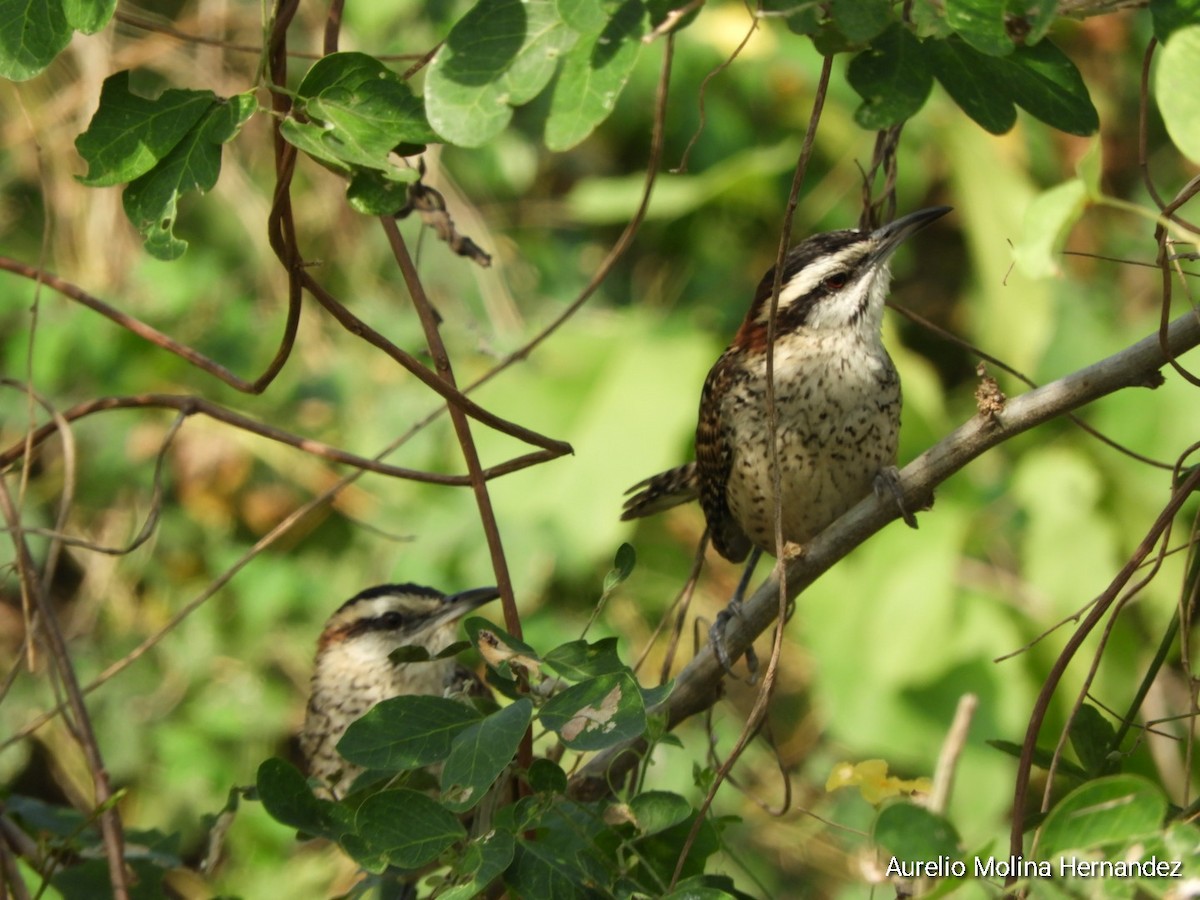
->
[775,244,868,310]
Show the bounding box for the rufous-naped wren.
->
[299,583,499,797]
[624,207,949,579]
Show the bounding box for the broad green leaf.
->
[122,91,257,260]
[539,671,645,751]
[353,789,466,869]
[1068,704,1117,777]
[847,24,932,129]
[545,0,645,151]
[928,38,1016,133]
[830,0,893,43]
[506,803,614,895]
[1150,0,1200,41]
[75,72,215,186]
[441,698,532,813]
[287,52,436,170]
[0,0,70,80]
[338,694,480,771]
[543,637,627,681]
[628,791,691,836]
[639,680,673,710]
[874,804,962,863]
[255,758,338,839]
[425,0,579,147]
[987,739,1089,780]
[945,0,1012,56]
[761,0,823,35]
[1038,775,1167,858]
[65,0,116,34]
[345,167,421,215]
[1011,177,1087,278]
[632,811,724,885]
[557,0,608,32]
[994,40,1098,135]
[663,877,740,899]
[439,829,516,900]
[527,758,568,794]
[1156,25,1200,165]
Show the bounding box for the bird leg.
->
[710,546,763,678]
[874,465,918,529]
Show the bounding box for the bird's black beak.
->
[443,586,502,611]
[870,206,951,262]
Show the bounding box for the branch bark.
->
[570,307,1200,799]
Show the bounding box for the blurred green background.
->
[1,2,1197,897]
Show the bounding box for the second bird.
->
[624,207,950,565]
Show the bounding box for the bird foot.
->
[710,546,763,681]
[710,603,759,682]
[875,466,918,529]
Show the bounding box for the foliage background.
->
[0,1,1197,897]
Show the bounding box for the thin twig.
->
[669,52,834,889]
[0,480,129,899]
[0,391,561,484]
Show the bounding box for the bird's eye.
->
[379,612,407,630]
[823,272,849,290]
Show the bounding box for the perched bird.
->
[299,582,499,797]
[623,208,950,664]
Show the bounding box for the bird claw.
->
[710,603,759,681]
[875,466,918,529]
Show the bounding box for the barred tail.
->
[620,463,698,520]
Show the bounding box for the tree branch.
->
[570,307,1200,798]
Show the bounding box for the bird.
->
[299,582,500,797]
[623,207,950,667]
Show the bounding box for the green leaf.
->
[539,671,645,751]
[1150,0,1200,42]
[928,38,1016,133]
[1038,776,1167,859]
[761,0,823,35]
[663,876,742,899]
[0,0,70,80]
[543,637,627,681]
[987,740,1089,780]
[507,803,614,896]
[527,758,568,794]
[546,0,645,151]
[441,698,532,813]
[353,789,466,869]
[439,828,517,900]
[1068,704,1117,776]
[873,804,962,864]
[122,91,257,260]
[993,40,1098,135]
[628,791,691,836]
[75,73,215,186]
[633,810,723,885]
[945,0,1012,56]
[286,52,436,171]
[65,0,116,34]
[425,0,579,147]
[338,694,481,771]
[1156,24,1200,165]
[255,758,338,839]
[345,168,421,215]
[830,0,893,43]
[1011,177,1087,278]
[847,25,932,129]
[602,542,637,593]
